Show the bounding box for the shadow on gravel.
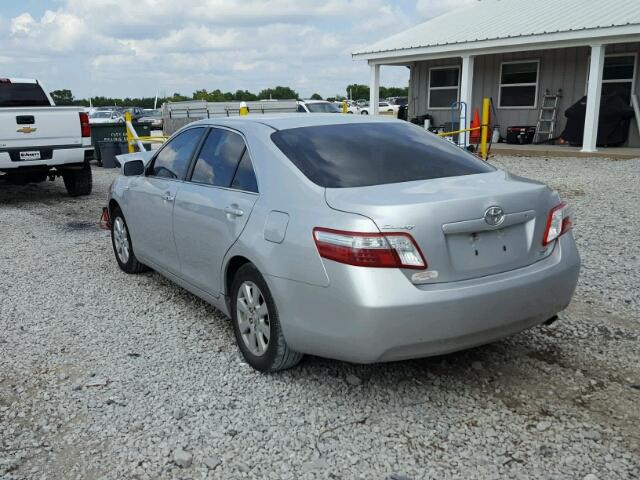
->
[0,180,69,205]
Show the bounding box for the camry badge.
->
[17,127,37,134]
[484,206,505,226]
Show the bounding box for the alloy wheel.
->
[236,281,270,356]
[113,216,130,264]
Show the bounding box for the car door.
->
[125,127,205,275]
[173,127,259,296]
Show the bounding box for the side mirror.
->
[123,159,145,176]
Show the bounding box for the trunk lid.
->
[324,170,557,283]
[0,107,83,149]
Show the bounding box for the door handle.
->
[162,192,175,202]
[224,206,244,217]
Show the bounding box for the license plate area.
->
[19,150,41,161]
[9,149,52,162]
[446,224,530,272]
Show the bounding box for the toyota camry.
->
[106,115,580,371]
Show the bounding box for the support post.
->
[480,97,490,160]
[459,55,475,147]
[582,44,605,152]
[125,111,135,153]
[369,63,380,116]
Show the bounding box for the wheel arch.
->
[225,255,254,297]
[108,198,121,216]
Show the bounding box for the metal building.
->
[352,0,640,151]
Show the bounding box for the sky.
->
[0,0,474,99]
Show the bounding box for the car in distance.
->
[359,101,397,115]
[106,115,580,372]
[138,109,163,129]
[296,100,342,113]
[89,109,124,124]
[0,77,93,195]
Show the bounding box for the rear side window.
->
[0,82,50,107]
[271,122,494,188]
[191,128,246,187]
[231,150,258,193]
[150,128,203,179]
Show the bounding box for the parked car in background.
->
[360,101,398,115]
[89,109,124,124]
[297,100,342,113]
[124,106,145,120]
[387,97,408,107]
[0,77,93,196]
[138,109,163,129]
[106,114,580,372]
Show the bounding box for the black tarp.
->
[561,93,634,147]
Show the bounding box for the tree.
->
[258,86,298,100]
[50,89,74,105]
[346,84,369,101]
[310,93,323,100]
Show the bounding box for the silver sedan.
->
[106,114,580,371]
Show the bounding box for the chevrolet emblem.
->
[17,127,37,134]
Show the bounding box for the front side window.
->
[190,128,246,187]
[601,55,636,104]
[271,122,494,188]
[499,61,539,108]
[149,128,203,179]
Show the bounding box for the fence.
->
[162,100,298,134]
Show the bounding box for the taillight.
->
[542,202,572,246]
[313,227,426,269]
[79,112,91,137]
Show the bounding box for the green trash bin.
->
[90,122,153,165]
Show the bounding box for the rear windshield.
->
[0,82,50,107]
[306,102,341,113]
[271,122,494,188]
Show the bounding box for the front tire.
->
[110,208,148,274]
[361,110,368,115]
[231,264,303,372]
[62,163,92,197]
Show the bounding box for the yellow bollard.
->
[480,97,490,160]
[342,100,348,114]
[125,111,134,153]
[239,101,249,116]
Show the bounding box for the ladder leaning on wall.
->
[533,89,562,144]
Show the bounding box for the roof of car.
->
[190,113,398,131]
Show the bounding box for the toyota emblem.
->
[484,206,505,226]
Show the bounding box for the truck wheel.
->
[62,163,92,197]
[110,208,148,274]
[231,263,303,372]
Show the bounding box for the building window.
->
[428,66,459,109]
[499,60,539,108]
[601,54,636,104]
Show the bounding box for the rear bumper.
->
[267,234,580,364]
[0,146,91,170]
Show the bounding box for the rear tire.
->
[231,264,303,372]
[110,208,148,274]
[62,163,92,197]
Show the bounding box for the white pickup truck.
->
[0,77,93,196]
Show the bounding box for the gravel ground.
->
[1,155,639,480]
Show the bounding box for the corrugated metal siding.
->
[355,0,640,56]
[408,43,640,147]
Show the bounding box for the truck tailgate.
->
[0,107,83,149]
